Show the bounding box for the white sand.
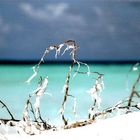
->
[1,111,140,140]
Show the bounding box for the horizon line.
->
[0,60,140,65]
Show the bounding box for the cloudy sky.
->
[0,0,140,62]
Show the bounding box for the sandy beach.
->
[1,111,140,140]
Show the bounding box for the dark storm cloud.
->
[0,0,140,61]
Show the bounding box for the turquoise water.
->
[0,64,138,125]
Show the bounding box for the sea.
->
[0,63,139,125]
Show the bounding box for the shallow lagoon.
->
[0,64,138,125]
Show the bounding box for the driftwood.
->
[1,40,140,135]
[128,73,140,107]
[0,100,15,121]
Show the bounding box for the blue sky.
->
[0,0,140,61]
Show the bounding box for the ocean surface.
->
[0,63,138,125]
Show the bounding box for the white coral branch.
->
[26,66,37,84]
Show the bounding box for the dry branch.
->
[0,100,15,120]
[2,40,140,135]
[75,70,104,119]
[128,69,140,107]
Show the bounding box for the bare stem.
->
[92,101,140,120]
[0,100,15,120]
[27,95,38,122]
[128,73,140,107]
[61,61,75,125]
[75,71,104,77]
